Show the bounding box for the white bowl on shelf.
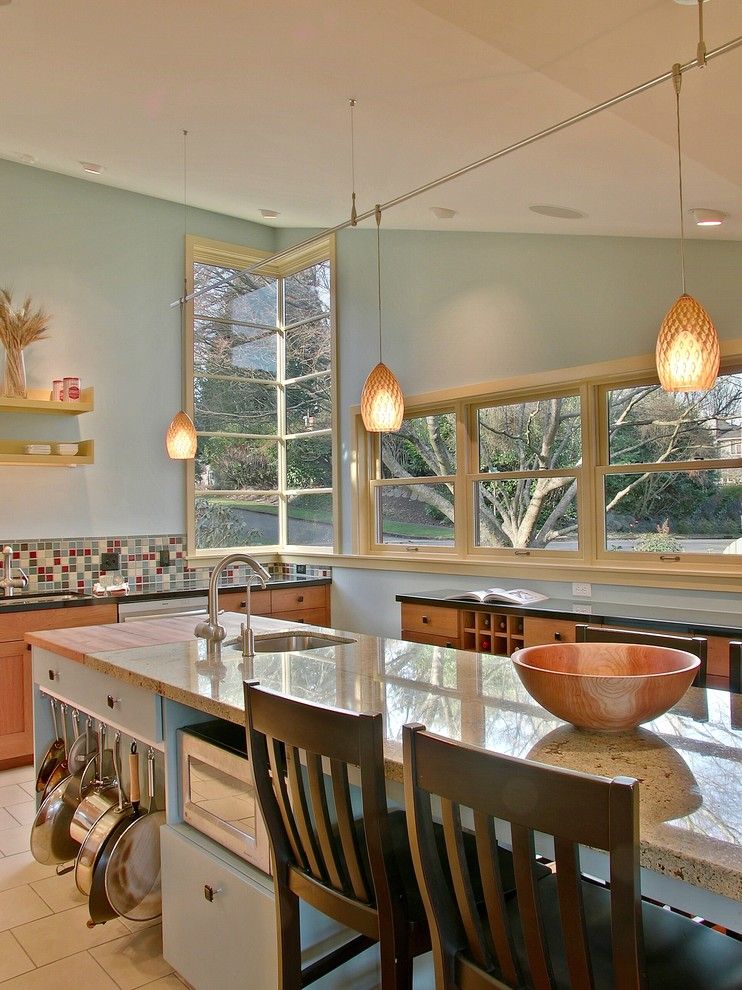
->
[52,442,79,456]
[24,443,51,455]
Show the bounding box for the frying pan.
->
[67,711,95,775]
[30,743,97,866]
[105,747,165,921]
[70,723,117,845]
[41,703,72,800]
[35,696,65,793]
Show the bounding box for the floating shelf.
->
[0,439,94,466]
[0,387,94,415]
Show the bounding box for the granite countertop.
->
[28,614,742,905]
[0,575,330,614]
[397,589,742,637]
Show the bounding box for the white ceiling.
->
[1,0,741,238]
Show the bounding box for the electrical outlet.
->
[296,564,307,575]
[572,582,592,598]
[158,548,171,567]
[100,551,120,571]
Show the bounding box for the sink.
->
[0,592,85,607]
[251,632,356,653]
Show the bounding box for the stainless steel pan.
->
[30,745,97,866]
[35,697,65,794]
[69,723,117,845]
[67,711,95,775]
[41,703,71,800]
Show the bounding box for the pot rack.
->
[170,29,742,309]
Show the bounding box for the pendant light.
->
[655,57,720,392]
[360,205,404,432]
[166,129,198,458]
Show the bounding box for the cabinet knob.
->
[239,600,246,608]
[48,668,59,681]
[554,632,562,641]
[297,595,304,604]
[204,884,222,903]
[422,615,430,625]
[106,694,121,709]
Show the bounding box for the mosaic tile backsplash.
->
[0,534,330,595]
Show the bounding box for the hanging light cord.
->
[181,129,189,408]
[349,99,358,226]
[375,204,382,363]
[697,0,707,66]
[672,65,686,296]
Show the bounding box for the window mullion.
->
[277,275,287,548]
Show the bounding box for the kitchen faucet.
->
[194,553,271,658]
[0,546,29,598]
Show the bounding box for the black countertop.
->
[396,588,742,638]
[0,576,331,615]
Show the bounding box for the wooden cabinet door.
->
[0,641,32,766]
[400,604,460,640]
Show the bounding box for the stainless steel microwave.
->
[178,721,271,875]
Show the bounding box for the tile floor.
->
[0,766,187,989]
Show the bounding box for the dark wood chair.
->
[402,722,742,990]
[729,642,742,694]
[575,623,707,688]
[244,680,431,989]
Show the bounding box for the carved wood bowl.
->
[511,643,700,732]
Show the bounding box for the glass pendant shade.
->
[360,362,404,432]
[166,410,197,459]
[656,293,720,391]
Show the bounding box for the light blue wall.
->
[0,159,275,539]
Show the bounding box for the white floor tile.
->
[0,825,31,857]
[30,871,87,914]
[138,977,188,990]
[0,767,35,787]
[0,931,35,982]
[0,785,32,809]
[19,783,38,799]
[0,807,17,830]
[0,950,119,989]
[89,925,173,989]
[0,885,51,933]
[12,904,128,967]
[0,852,56,893]
[7,802,37,828]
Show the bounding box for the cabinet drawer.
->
[402,630,462,649]
[271,607,329,626]
[523,616,576,647]
[0,603,117,643]
[218,589,271,615]
[161,825,277,990]
[401,604,460,638]
[33,650,162,743]
[271,585,326,613]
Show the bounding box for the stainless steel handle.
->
[297,595,304,604]
[554,632,562,641]
[514,549,531,556]
[204,884,221,903]
[422,615,430,625]
[48,668,59,681]
[107,694,120,709]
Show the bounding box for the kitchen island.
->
[27,613,742,986]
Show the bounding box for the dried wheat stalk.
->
[0,287,51,397]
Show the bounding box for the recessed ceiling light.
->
[17,153,36,165]
[430,206,457,220]
[80,161,103,174]
[690,208,726,227]
[529,204,586,220]
[260,209,280,220]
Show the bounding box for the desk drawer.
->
[401,604,460,638]
[33,650,162,743]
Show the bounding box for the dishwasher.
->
[118,595,208,622]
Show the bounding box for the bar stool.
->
[403,722,742,990]
[575,624,708,687]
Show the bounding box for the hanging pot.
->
[67,711,96,775]
[35,696,65,793]
[30,744,97,866]
[41,702,71,800]
[69,723,117,846]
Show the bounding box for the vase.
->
[1,345,27,398]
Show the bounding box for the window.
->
[358,360,742,581]
[187,237,335,556]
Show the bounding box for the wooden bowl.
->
[511,643,700,732]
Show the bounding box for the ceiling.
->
[1,0,741,238]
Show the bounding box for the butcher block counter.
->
[26,609,742,931]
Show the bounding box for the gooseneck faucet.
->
[0,546,29,598]
[194,553,271,658]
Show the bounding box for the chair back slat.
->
[441,798,494,970]
[267,735,307,870]
[330,757,372,902]
[575,624,707,688]
[607,778,644,990]
[473,811,520,987]
[730,642,742,694]
[554,837,594,990]
[511,823,553,990]
[286,744,327,882]
[306,752,347,892]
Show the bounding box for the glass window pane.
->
[195,495,279,549]
[475,477,578,550]
[287,493,334,546]
[195,378,277,435]
[194,320,277,380]
[194,263,277,325]
[284,261,330,326]
[381,413,456,479]
[286,374,331,434]
[285,317,331,379]
[286,435,332,489]
[604,469,742,554]
[478,395,581,472]
[196,436,278,491]
[378,483,454,546]
[608,374,742,465]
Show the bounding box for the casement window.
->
[186,236,336,557]
[359,363,742,579]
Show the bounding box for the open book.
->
[446,588,549,606]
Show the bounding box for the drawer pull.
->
[554,632,562,641]
[204,884,222,902]
[106,694,121,709]
[48,668,59,681]
[422,615,430,625]
[239,601,246,608]
[297,595,304,603]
